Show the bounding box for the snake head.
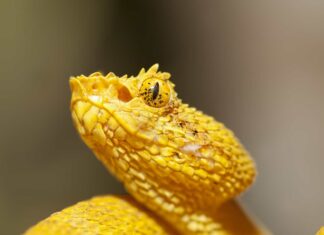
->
[70,64,177,139]
[70,65,256,215]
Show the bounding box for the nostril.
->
[117,85,132,102]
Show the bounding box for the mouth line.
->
[71,95,140,138]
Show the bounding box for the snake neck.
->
[92,147,223,234]
[91,150,257,234]
[88,135,260,234]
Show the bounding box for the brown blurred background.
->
[1,1,324,234]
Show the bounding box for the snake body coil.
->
[26,65,265,235]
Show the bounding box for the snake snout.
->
[69,77,85,98]
[70,75,110,96]
[70,75,134,105]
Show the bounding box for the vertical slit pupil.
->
[152,82,159,100]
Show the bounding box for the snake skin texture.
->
[25,65,266,235]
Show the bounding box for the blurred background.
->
[1,1,324,234]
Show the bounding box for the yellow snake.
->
[25,64,299,235]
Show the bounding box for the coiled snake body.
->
[26,65,270,235]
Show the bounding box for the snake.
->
[25,64,277,235]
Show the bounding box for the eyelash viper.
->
[24,64,277,235]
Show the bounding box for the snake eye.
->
[139,78,171,107]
